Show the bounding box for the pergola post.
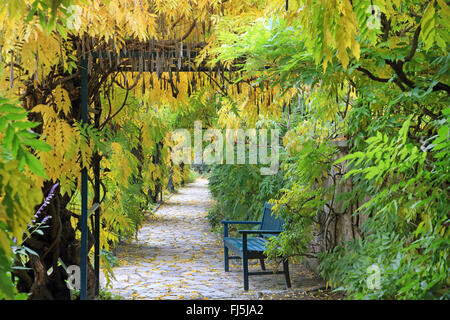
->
[93,103,102,297]
[80,56,89,300]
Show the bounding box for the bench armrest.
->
[238,230,282,235]
[222,220,261,238]
[221,220,261,225]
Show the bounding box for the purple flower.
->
[32,182,59,223]
[41,215,52,224]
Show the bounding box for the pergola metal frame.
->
[78,48,232,300]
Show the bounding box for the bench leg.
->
[241,234,250,290]
[243,254,249,291]
[259,258,266,271]
[224,246,229,272]
[283,259,291,288]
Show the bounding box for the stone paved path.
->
[107,179,323,300]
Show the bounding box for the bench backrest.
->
[259,202,284,238]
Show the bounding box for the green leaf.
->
[0,104,24,113]
[13,121,40,129]
[437,125,449,137]
[24,151,48,178]
[23,246,39,257]
[421,1,436,51]
[365,167,380,180]
[3,125,15,147]
[22,138,53,152]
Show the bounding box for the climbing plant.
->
[0,0,448,300]
[210,0,449,299]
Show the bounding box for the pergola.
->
[77,42,237,299]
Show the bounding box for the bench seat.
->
[223,237,269,258]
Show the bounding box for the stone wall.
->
[303,140,368,273]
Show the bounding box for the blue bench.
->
[221,202,291,290]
